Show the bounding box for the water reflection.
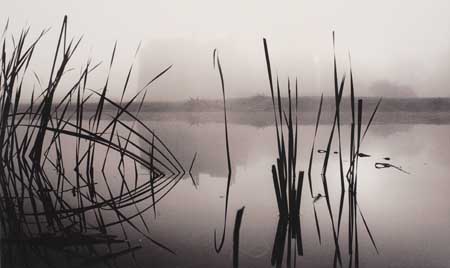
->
[139,121,275,184]
[138,121,416,184]
[3,119,450,267]
[136,119,450,268]
[1,235,141,267]
[271,216,304,268]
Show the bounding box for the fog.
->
[1,0,449,101]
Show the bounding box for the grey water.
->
[4,114,450,268]
[118,118,449,268]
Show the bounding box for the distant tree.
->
[369,80,417,97]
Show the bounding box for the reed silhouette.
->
[0,16,185,267]
[0,16,406,268]
[264,34,383,267]
[212,48,233,253]
[264,38,306,268]
[233,206,245,268]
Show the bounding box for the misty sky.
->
[1,0,449,100]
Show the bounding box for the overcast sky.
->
[1,0,449,100]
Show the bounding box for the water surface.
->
[125,120,449,268]
[5,118,449,268]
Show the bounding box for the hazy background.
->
[1,0,449,101]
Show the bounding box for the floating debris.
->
[375,162,410,174]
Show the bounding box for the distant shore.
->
[17,96,450,125]
[136,111,450,126]
[20,96,450,112]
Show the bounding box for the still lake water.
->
[113,118,450,268]
[7,115,449,268]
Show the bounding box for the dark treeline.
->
[19,96,450,114]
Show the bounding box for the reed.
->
[263,39,304,220]
[264,33,385,267]
[212,49,233,253]
[0,16,184,266]
[264,39,306,267]
[233,206,245,268]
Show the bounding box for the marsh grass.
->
[0,16,398,268]
[233,206,245,268]
[264,34,383,267]
[264,39,306,267]
[0,16,184,266]
[212,48,233,253]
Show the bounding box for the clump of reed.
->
[319,34,381,267]
[264,33,383,267]
[0,16,184,265]
[263,39,305,267]
[263,39,304,220]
